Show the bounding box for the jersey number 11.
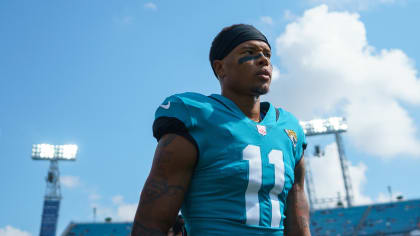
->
[243,144,285,228]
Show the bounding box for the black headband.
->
[209,24,271,77]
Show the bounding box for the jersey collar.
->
[210,94,276,125]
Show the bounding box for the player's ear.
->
[213,60,224,81]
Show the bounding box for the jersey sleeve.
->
[295,124,307,163]
[155,95,192,126]
[153,95,197,148]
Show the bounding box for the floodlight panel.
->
[312,119,327,133]
[56,145,78,160]
[300,117,348,136]
[32,144,55,160]
[32,144,78,160]
[327,117,347,131]
[327,117,348,132]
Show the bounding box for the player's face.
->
[218,40,272,97]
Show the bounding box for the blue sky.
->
[1,0,420,235]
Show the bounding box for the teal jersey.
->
[154,92,307,235]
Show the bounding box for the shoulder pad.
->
[155,92,210,129]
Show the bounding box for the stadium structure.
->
[32,144,78,236]
[62,198,420,235]
[35,119,420,236]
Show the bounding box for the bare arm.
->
[131,134,197,236]
[284,156,311,236]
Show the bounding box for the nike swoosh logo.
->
[160,102,171,109]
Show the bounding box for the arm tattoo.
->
[295,189,310,230]
[158,134,177,148]
[155,134,177,173]
[145,135,186,202]
[297,216,309,228]
[297,190,309,212]
[131,220,166,236]
[141,178,185,205]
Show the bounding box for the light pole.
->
[299,117,353,209]
[32,144,78,236]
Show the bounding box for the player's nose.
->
[257,52,270,67]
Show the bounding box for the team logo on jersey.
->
[284,129,297,147]
[256,124,267,136]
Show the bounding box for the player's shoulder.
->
[156,92,212,117]
[276,107,304,132]
[155,92,213,128]
[276,107,299,123]
[164,92,209,104]
[276,106,307,160]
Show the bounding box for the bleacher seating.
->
[62,222,132,236]
[61,199,420,236]
[311,204,368,235]
[310,198,420,235]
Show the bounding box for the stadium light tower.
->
[300,117,354,208]
[32,144,78,236]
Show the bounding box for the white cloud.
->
[308,143,371,208]
[271,65,280,82]
[121,16,134,25]
[0,226,31,236]
[376,190,403,203]
[283,10,297,21]
[113,15,134,26]
[144,2,157,11]
[112,195,124,205]
[269,5,420,158]
[90,204,114,221]
[91,203,137,222]
[349,160,371,205]
[260,16,273,25]
[307,0,399,11]
[116,203,137,221]
[92,195,137,221]
[60,175,80,188]
[89,193,101,201]
[376,192,390,203]
[380,0,396,3]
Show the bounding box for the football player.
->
[131,24,311,236]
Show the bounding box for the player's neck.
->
[221,91,261,122]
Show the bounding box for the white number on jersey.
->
[243,145,285,227]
